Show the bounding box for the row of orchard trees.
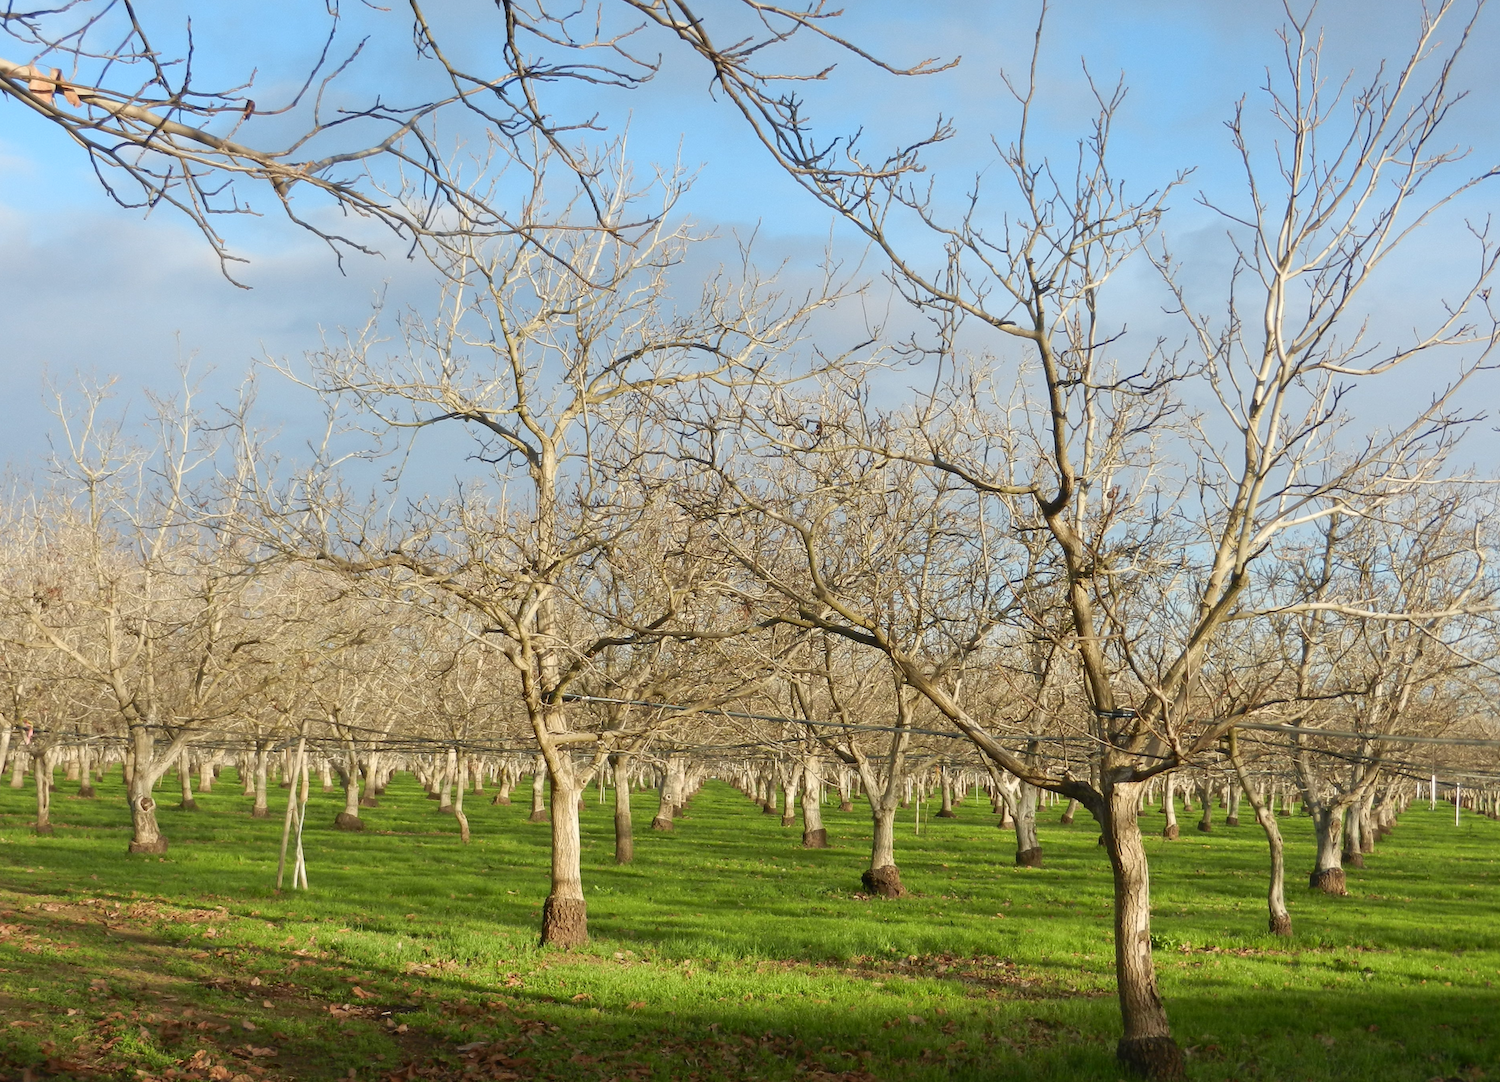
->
[6,2,1500,1077]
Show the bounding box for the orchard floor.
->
[1,771,1497,1082]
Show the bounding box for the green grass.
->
[1,767,1497,1081]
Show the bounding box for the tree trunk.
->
[1013,780,1042,866]
[652,758,677,830]
[1309,805,1348,895]
[612,754,634,863]
[1225,781,1241,827]
[438,749,455,814]
[34,747,55,835]
[529,763,550,823]
[333,752,364,831]
[937,766,957,818]
[1061,797,1078,825]
[11,747,31,788]
[1196,779,1214,833]
[251,743,271,818]
[780,763,801,827]
[540,774,587,947]
[360,751,382,808]
[1342,800,1365,868]
[1230,749,1290,935]
[177,752,198,811]
[1097,781,1184,1080]
[861,803,904,898]
[1161,774,1179,840]
[453,751,471,844]
[77,740,96,799]
[801,760,828,848]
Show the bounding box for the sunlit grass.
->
[1,764,1496,1080]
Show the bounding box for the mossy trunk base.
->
[540,897,588,948]
[1309,867,1347,895]
[333,812,365,832]
[1117,1036,1186,1080]
[802,827,828,849]
[861,864,905,899]
[1015,847,1043,868]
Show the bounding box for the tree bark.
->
[1230,746,1290,935]
[1013,779,1042,866]
[1308,805,1348,895]
[862,803,904,898]
[251,742,271,818]
[452,750,471,844]
[612,753,634,863]
[1161,774,1179,840]
[34,746,56,835]
[529,763,549,823]
[540,771,587,947]
[801,759,827,848]
[1097,781,1184,1079]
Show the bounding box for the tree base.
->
[77,786,96,799]
[839,801,854,813]
[1343,851,1365,868]
[35,823,55,836]
[528,811,550,823]
[360,797,380,809]
[651,817,674,832]
[177,799,199,812]
[802,828,828,849]
[762,803,778,815]
[128,837,168,855]
[1196,822,1213,833]
[1162,824,1179,840]
[780,813,796,827]
[1269,912,1292,936]
[1060,811,1075,825]
[334,812,366,831]
[1015,847,1043,867]
[861,864,905,899]
[936,809,957,819]
[491,794,511,805]
[250,807,269,819]
[438,805,455,815]
[1116,1035,1186,1080]
[540,896,588,948]
[1308,867,1347,895]
[1225,815,1240,827]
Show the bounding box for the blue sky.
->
[2,0,1497,482]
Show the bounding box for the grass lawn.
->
[1,767,1497,1081]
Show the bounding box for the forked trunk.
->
[540,775,587,947]
[612,754,634,863]
[1097,781,1183,1080]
